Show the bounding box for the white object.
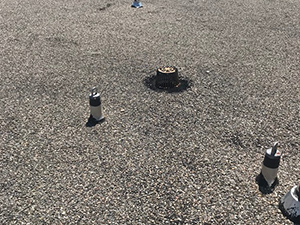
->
[89,87,104,121]
[261,166,278,187]
[261,142,281,187]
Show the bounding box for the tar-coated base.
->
[86,115,105,127]
[255,172,279,194]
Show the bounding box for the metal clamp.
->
[90,87,98,96]
[271,142,279,156]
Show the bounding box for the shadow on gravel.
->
[255,173,279,195]
[85,115,105,127]
[97,3,114,11]
[143,75,192,93]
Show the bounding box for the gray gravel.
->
[1,0,300,224]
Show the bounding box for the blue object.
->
[131,1,142,8]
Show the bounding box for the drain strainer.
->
[144,66,191,93]
[156,66,179,89]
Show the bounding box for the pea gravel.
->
[1,0,300,224]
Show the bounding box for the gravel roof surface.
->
[1,0,300,224]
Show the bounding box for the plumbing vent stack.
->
[89,87,105,122]
[261,142,281,187]
[280,185,300,224]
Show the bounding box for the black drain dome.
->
[143,66,191,93]
[155,66,179,89]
